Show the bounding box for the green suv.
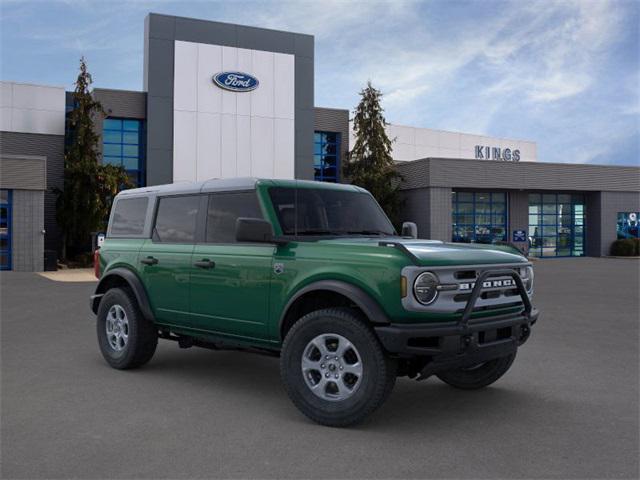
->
[91,178,538,426]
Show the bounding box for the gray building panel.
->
[400,186,451,241]
[146,148,173,187]
[397,158,640,192]
[0,132,63,252]
[146,38,175,100]
[236,25,296,54]
[144,13,315,185]
[585,192,602,257]
[94,89,146,118]
[294,33,314,59]
[429,187,453,241]
[294,56,314,111]
[399,189,430,237]
[0,154,46,190]
[11,189,44,272]
[146,12,176,40]
[176,17,237,46]
[508,191,529,251]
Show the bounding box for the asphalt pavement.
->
[1,258,638,479]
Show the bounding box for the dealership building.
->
[1,13,639,271]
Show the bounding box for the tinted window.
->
[154,195,200,243]
[110,197,148,236]
[268,187,395,236]
[206,192,263,243]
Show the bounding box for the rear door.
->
[138,194,202,326]
[189,191,275,339]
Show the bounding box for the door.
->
[0,190,11,270]
[139,194,201,326]
[189,191,274,339]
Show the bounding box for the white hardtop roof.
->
[116,177,365,198]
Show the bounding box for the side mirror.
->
[401,222,418,239]
[236,217,279,244]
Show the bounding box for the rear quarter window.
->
[153,195,200,243]
[110,197,148,236]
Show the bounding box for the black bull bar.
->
[374,268,538,378]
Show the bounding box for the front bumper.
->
[375,268,539,376]
[375,308,538,356]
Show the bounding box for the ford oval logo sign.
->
[212,72,259,92]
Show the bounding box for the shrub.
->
[610,238,640,256]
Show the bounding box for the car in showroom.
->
[90,178,538,427]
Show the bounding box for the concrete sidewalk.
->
[37,268,97,282]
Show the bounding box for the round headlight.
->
[414,272,439,305]
[524,266,534,293]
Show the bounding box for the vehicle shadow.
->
[135,343,540,431]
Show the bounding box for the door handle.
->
[140,256,159,265]
[194,259,215,269]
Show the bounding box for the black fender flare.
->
[279,280,390,333]
[90,267,155,322]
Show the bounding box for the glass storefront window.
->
[313,131,341,183]
[452,191,507,244]
[103,117,146,187]
[0,189,11,270]
[528,193,585,257]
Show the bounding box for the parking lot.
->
[1,258,638,479]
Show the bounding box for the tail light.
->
[93,249,101,279]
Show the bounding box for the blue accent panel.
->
[313,131,341,183]
[102,117,146,187]
[0,189,12,270]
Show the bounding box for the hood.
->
[319,237,528,267]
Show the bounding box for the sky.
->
[1,0,638,166]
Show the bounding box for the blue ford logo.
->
[212,72,259,92]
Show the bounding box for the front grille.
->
[402,263,532,314]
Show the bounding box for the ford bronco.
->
[91,178,538,427]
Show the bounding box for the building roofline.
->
[1,80,66,90]
[396,157,640,170]
[92,87,146,95]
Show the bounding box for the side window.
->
[153,195,200,243]
[206,192,263,243]
[110,197,148,236]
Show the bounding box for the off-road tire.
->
[436,352,516,390]
[97,287,158,369]
[280,308,396,427]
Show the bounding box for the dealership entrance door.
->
[528,193,585,257]
[0,189,12,270]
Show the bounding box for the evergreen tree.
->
[345,81,403,225]
[56,57,131,260]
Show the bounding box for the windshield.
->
[268,187,396,237]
